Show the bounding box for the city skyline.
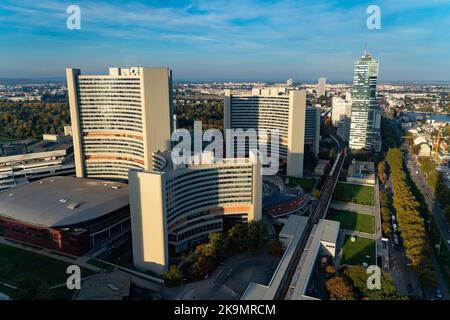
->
[1,0,450,81]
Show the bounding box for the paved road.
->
[383,178,423,297]
[329,201,374,214]
[168,252,280,300]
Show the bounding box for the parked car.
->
[393,234,399,245]
[391,215,396,222]
[392,224,398,232]
[436,289,443,299]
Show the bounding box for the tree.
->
[266,240,283,256]
[228,221,267,252]
[325,276,355,300]
[163,265,183,287]
[343,266,404,300]
[246,221,267,251]
[202,232,229,261]
[193,255,215,277]
[377,161,388,184]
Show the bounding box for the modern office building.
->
[317,78,327,98]
[128,151,262,275]
[337,117,351,143]
[348,53,381,151]
[332,93,352,143]
[0,176,130,256]
[224,88,317,178]
[66,67,173,181]
[0,135,75,191]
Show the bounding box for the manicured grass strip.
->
[327,210,375,234]
[333,183,374,206]
[0,243,94,288]
[341,236,376,266]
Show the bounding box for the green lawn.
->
[333,183,374,206]
[0,243,95,299]
[341,236,376,266]
[327,210,375,234]
[287,177,316,192]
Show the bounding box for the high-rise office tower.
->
[317,78,327,97]
[348,53,380,151]
[66,67,173,181]
[224,88,309,178]
[129,150,262,275]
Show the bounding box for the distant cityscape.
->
[1,44,450,304]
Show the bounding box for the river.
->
[406,112,450,122]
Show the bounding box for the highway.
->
[280,133,347,299]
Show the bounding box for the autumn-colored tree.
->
[194,255,215,277]
[163,265,183,287]
[325,276,355,300]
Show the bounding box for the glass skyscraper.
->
[348,53,380,151]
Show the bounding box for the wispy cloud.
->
[1,0,450,80]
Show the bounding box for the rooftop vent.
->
[66,201,80,210]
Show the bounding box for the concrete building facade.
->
[317,78,327,98]
[128,151,262,275]
[66,67,173,181]
[224,88,313,178]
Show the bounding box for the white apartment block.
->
[317,78,327,98]
[224,88,314,178]
[66,67,173,181]
[129,151,262,275]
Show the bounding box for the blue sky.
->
[1,0,450,81]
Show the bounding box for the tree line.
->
[0,100,70,140]
[385,148,436,287]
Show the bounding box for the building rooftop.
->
[0,136,72,159]
[75,271,131,300]
[0,176,129,228]
[318,219,340,244]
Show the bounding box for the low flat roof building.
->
[74,271,131,300]
[346,160,375,186]
[0,176,130,255]
[242,215,309,300]
[0,136,75,191]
